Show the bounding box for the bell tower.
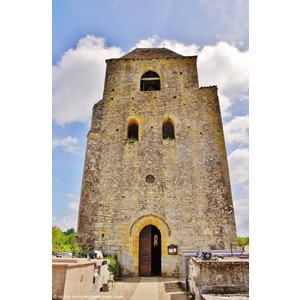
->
[76,48,237,277]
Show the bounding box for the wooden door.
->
[139,225,162,277]
[139,225,151,276]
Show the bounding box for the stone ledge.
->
[191,257,249,265]
[52,259,95,269]
[199,85,218,90]
[200,294,249,300]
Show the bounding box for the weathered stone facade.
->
[76,48,237,277]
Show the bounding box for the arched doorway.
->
[139,225,161,276]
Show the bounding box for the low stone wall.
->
[52,258,94,300]
[179,251,198,290]
[92,259,111,294]
[188,257,249,300]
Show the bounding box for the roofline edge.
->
[105,55,198,62]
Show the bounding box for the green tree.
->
[52,226,83,254]
[237,236,249,246]
[64,228,75,235]
[52,226,65,248]
[65,233,75,245]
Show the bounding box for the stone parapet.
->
[52,258,94,300]
[188,257,249,300]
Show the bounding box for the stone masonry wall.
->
[76,53,237,276]
[188,257,249,299]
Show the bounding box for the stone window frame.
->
[140,71,161,91]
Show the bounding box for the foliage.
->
[126,137,138,142]
[64,228,75,235]
[70,243,83,255]
[103,255,119,275]
[164,137,175,140]
[52,226,83,255]
[237,236,249,246]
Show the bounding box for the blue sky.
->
[52,0,249,236]
[52,0,249,64]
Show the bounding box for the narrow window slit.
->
[163,119,175,140]
[128,120,139,141]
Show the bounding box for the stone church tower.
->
[77,48,237,277]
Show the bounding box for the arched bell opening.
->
[140,71,161,91]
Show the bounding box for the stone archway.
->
[129,214,170,276]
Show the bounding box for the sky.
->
[52,0,249,237]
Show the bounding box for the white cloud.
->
[52,215,78,232]
[233,196,249,237]
[224,115,249,145]
[197,42,249,117]
[197,42,249,98]
[219,94,233,118]
[135,35,159,48]
[160,39,199,56]
[134,35,199,56]
[67,193,79,212]
[52,192,79,231]
[228,148,249,187]
[199,0,249,46]
[68,202,79,212]
[52,136,79,154]
[228,148,249,236]
[53,35,124,126]
[67,193,79,199]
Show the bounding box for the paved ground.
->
[88,277,190,300]
[130,277,158,300]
